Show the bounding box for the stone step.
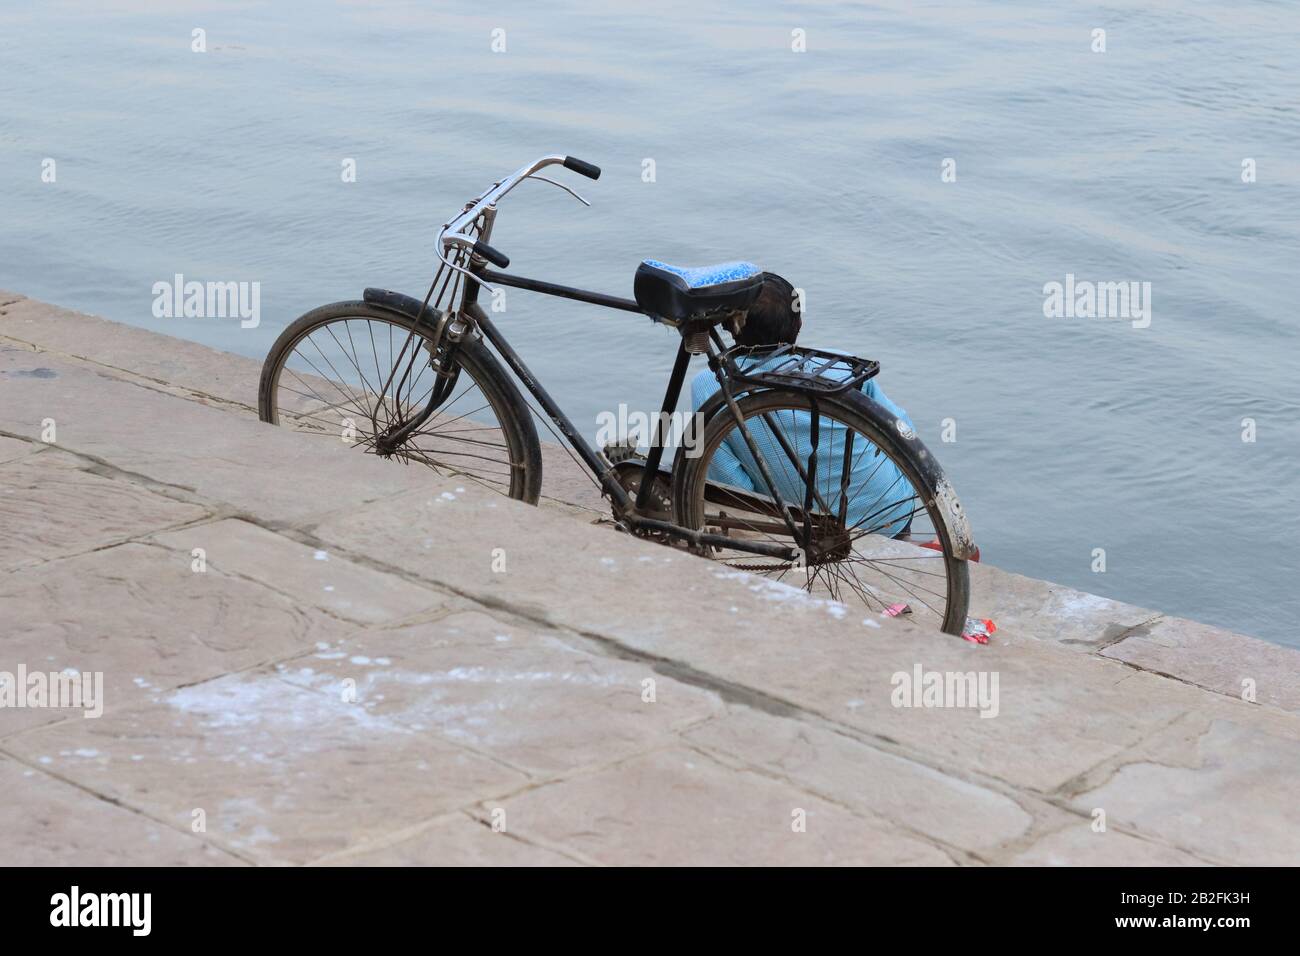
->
[1,290,1295,866]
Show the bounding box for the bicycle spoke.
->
[289,346,373,419]
[270,314,525,500]
[687,392,960,631]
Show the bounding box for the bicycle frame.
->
[439,205,805,563]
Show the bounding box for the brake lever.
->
[436,230,502,294]
[524,173,591,207]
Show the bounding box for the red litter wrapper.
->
[961,617,997,644]
[883,603,912,617]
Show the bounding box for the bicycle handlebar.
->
[563,156,601,180]
[472,239,510,268]
[436,153,600,286]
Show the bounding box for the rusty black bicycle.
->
[258,154,975,634]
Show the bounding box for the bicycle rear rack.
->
[719,343,879,396]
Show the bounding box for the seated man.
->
[689,273,916,537]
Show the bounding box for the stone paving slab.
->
[2,294,1298,867]
[0,434,40,466]
[1101,616,1300,714]
[0,448,208,572]
[0,293,262,412]
[0,542,351,737]
[307,482,887,651]
[537,440,609,515]
[312,811,582,866]
[968,561,1160,650]
[683,705,1036,857]
[0,344,432,527]
[1008,825,1210,867]
[5,671,531,865]
[271,609,724,778]
[474,747,956,866]
[0,754,246,867]
[1064,701,1300,866]
[150,518,451,627]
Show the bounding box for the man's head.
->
[735,272,801,346]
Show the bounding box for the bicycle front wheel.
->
[258,301,541,502]
[672,388,971,635]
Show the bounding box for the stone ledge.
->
[1102,616,1300,714]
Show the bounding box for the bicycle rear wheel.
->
[258,301,541,502]
[673,388,971,635]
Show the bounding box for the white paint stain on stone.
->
[167,676,410,738]
[711,568,851,620]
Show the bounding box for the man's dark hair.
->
[735,272,801,346]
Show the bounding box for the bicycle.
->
[258,154,976,634]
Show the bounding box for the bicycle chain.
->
[721,559,796,572]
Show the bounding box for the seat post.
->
[635,338,692,512]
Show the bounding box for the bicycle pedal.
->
[601,440,645,465]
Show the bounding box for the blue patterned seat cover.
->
[641,260,760,289]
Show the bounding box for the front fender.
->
[362,287,443,326]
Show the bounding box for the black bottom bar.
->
[0,866,1282,942]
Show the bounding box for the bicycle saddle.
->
[633,260,764,325]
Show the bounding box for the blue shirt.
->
[689,354,916,536]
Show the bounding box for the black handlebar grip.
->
[472,240,510,268]
[563,156,601,180]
